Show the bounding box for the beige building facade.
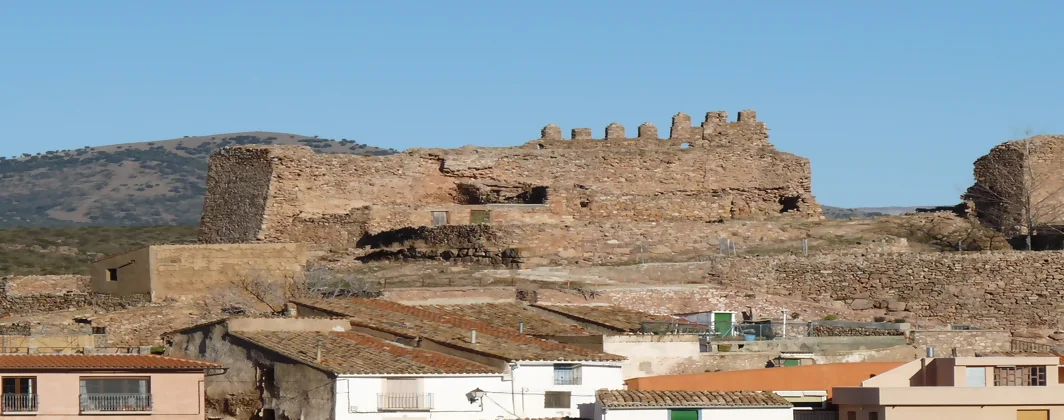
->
[834,356,1064,420]
[90,243,307,302]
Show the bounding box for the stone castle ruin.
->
[199,110,822,265]
[966,135,1064,246]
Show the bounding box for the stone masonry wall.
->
[352,219,815,267]
[810,325,904,337]
[199,147,274,243]
[709,250,1064,330]
[0,277,147,316]
[910,330,1012,357]
[199,110,822,252]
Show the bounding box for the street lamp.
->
[466,388,486,405]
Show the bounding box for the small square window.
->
[431,211,448,227]
[553,364,581,385]
[470,210,491,224]
[107,269,118,281]
[544,391,570,409]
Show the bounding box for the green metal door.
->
[670,409,699,420]
[713,312,732,337]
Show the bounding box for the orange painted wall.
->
[625,362,905,398]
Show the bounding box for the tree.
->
[964,129,1064,250]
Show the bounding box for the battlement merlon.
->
[537,110,770,147]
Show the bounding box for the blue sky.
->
[2,1,1063,208]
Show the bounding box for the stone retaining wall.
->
[910,330,1012,357]
[0,292,149,316]
[711,250,1064,330]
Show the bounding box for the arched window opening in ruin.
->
[579,199,591,208]
[537,143,545,150]
[778,196,801,213]
[681,142,690,149]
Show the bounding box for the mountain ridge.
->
[0,132,396,227]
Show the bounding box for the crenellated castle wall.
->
[199,110,822,256]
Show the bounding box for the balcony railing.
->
[377,393,433,411]
[80,393,153,413]
[2,394,38,413]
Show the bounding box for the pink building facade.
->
[834,356,1064,420]
[0,354,219,419]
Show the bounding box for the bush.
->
[823,314,839,321]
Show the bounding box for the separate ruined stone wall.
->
[966,135,1064,236]
[2,275,89,296]
[200,110,822,249]
[0,276,147,316]
[0,292,147,317]
[709,250,1064,330]
[910,330,1012,357]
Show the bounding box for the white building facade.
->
[337,361,624,420]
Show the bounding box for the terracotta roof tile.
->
[425,303,594,336]
[294,299,625,362]
[596,389,791,408]
[231,330,499,375]
[0,354,220,370]
[532,304,703,333]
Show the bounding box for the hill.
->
[821,205,936,219]
[0,132,396,227]
[0,225,197,275]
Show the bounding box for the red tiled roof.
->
[597,389,791,408]
[0,354,220,370]
[294,299,625,362]
[232,330,500,375]
[425,303,595,336]
[532,304,704,333]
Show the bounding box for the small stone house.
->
[90,243,306,302]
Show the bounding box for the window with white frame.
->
[553,364,581,385]
[379,378,431,411]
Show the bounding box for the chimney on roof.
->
[316,337,323,362]
[471,329,477,344]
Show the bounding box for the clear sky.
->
[2,1,1063,208]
